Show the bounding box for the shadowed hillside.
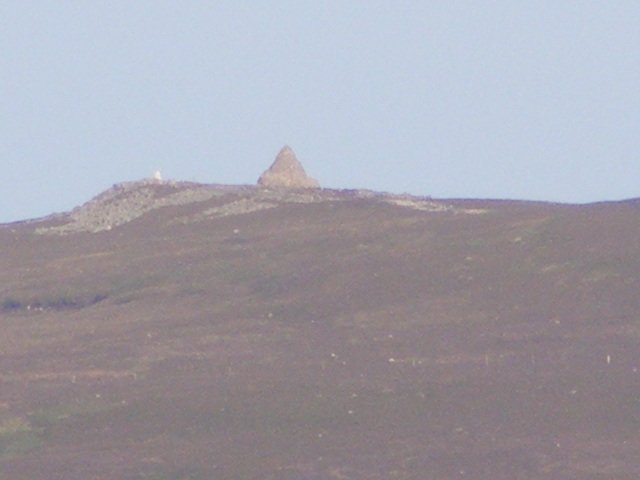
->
[1,181,639,479]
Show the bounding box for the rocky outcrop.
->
[257,146,320,189]
[35,181,222,235]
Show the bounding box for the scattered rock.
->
[257,146,320,189]
[199,198,278,219]
[35,181,222,235]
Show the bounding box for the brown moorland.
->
[1,180,639,479]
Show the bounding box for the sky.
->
[1,1,639,222]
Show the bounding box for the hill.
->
[1,180,639,479]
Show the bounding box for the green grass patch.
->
[0,416,44,460]
[29,398,120,429]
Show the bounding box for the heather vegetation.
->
[1,177,639,479]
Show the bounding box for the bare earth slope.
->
[1,181,639,479]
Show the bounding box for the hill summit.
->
[257,145,320,189]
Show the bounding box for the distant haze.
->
[1,1,639,222]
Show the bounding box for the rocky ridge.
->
[35,179,223,235]
[32,179,486,235]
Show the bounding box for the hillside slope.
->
[1,182,639,479]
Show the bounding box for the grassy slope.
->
[1,192,639,479]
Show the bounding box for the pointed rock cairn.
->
[257,146,320,189]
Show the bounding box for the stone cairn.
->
[257,146,320,189]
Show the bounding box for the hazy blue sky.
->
[2,1,639,222]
